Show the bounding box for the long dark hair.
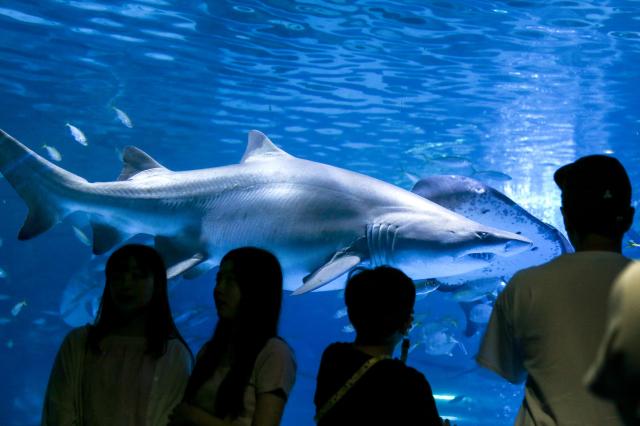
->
[87,244,192,360]
[184,247,283,419]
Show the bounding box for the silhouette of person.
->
[477,155,635,425]
[170,247,296,426]
[585,261,640,425]
[42,244,193,426]
[314,266,445,426]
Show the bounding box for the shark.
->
[411,174,573,284]
[0,129,532,294]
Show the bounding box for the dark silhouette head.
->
[554,155,634,248]
[184,247,284,419]
[345,266,416,345]
[215,246,283,332]
[89,244,190,359]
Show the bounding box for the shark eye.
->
[476,231,489,239]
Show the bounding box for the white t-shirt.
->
[477,251,630,426]
[192,337,297,426]
[585,260,640,399]
[42,326,192,426]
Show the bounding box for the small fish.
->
[408,341,422,353]
[32,318,47,326]
[333,308,348,319]
[0,267,7,278]
[472,170,512,182]
[43,144,62,162]
[423,330,460,356]
[449,395,467,404]
[11,300,27,316]
[66,123,87,146]
[113,107,133,128]
[407,320,422,334]
[341,324,355,333]
[0,294,9,300]
[72,226,91,246]
[627,240,640,248]
[0,317,10,325]
[428,155,473,170]
[6,339,14,349]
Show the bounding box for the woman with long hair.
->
[169,247,296,426]
[42,244,193,426]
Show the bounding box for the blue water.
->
[1,1,640,424]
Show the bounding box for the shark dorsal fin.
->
[240,130,293,164]
[118,146,170,181]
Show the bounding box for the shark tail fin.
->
[0,129,87,239]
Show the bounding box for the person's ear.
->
[617,206,635,233]
[400,312,414,336]
[626,206,635,228]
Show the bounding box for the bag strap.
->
[315,355,388,423]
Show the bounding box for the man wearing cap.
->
[476,155,635,425]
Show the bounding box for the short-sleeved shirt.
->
[586,261,640,399]
[477,251,629,425]
[314,342,442,426]
[192,337,297,426]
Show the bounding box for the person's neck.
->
[572,233,622,253]
[353,340,396,358]
[111,309,149,337]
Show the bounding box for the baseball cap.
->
[554,155,632,208]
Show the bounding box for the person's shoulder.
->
[167,338,192,359]
[263,337,294,356]
[322,341,351,354]
[609,261,640,300]
[320,342,352,361]
[377,361,431,390]
[511,257,560,280]
[257,337,297,367]
[55,325,90,355]
[504,254,570,292]
[253,337,297,384]
[386,360,425,379]
[64,325,90,343]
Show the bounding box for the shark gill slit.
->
[366,224,378,267]
[367,223,394,267]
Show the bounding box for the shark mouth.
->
[460,252,496,263]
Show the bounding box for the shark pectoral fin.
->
[182,261,215,279]
[18,205,59,240]
[91,222,128,255]
[153,236,209,279]
[292,253,363,295]
[166,254,205,279]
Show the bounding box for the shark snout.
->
[486,230,532,257]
